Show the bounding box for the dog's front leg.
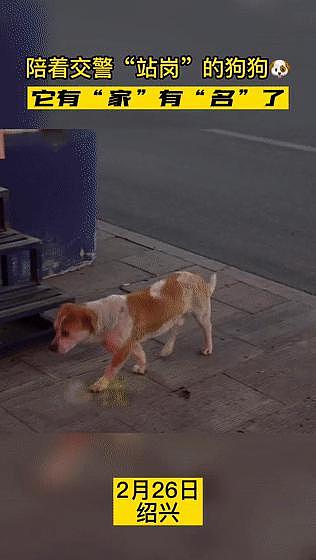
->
[132,342,147,374]
[89,342,131,393]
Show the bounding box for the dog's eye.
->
[61,329,69,338]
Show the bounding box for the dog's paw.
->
[160,345,174,358]
[89,377,110,393]
[200,347,212,356]
[132,364,146,375]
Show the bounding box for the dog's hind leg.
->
[193,302,213,356]
[160,317,184,358]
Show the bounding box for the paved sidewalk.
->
[1,220,316,433]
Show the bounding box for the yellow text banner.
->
[113,477,203,526]
[27,86,289,110]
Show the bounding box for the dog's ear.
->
[83,308,98,334]
[285,61,291,71]
[54,302,76,329]
[58,302,76,316]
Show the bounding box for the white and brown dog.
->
[50,271,217,392]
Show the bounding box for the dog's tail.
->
[208,272,217,296]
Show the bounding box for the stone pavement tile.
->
[121,250,189,275]
[97,221,226,270]
[1,378,117,432]
[215,282,287,314]
[1,345,168,432]
[127,373,278,432]
[20,342,111,379]
[97,221,157,249]
[89,364,168,405]
[221,301,310,337]
[120,278,157,293]
[146,243,225,271]
[223,337,316,405]
[45,260,153,300]
[64,367,169,431]
[182,265,239,290]
[146,323,262,390]
[73,368,170,431]
[220,303,316,351]
[153,311,252,344]
[0,356,53,402]
[0,407,31,432]
[96,228,115,241]
[236,399,316,434]
[66,415,133,432]
[118,392,187,432]
[96,235,150,264]
[157,247,225,272]
[224,265,316,307]
[20,339,160,382]
[212,300,250,326]
[97,220,114,232]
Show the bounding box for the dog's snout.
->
[50,341,58,352]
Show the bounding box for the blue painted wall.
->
[1,130,96,278]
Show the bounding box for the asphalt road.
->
[97,122,316,293]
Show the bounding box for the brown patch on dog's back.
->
[127,274,184,339]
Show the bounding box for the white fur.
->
[86,295,133,340]
[150,279,167,298]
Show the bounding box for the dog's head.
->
[270,59,290,78]
[50,303,97,354]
